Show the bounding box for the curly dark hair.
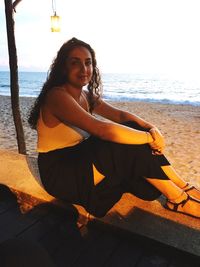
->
[28,37,103,129]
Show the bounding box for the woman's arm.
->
[93,98,165,153]
[93,98,155,129]
[45,89,154,145]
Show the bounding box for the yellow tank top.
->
[37,93,90,153]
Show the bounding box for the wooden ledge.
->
[0,149,90,224]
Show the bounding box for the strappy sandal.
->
[181,182,200,199]
[164,194,200,219]
[182,182,200,193]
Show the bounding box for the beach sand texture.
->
[0,95,199,187]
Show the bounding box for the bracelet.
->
[149,127,156,133]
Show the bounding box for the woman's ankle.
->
[168,191,187,204]
[180,182,190,190]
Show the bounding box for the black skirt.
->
[38,121,170,217]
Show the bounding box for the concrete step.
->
[0,149,200,257]
[98,193,200,257]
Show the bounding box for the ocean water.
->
[0,71,200,106]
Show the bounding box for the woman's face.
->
[65,46,93,89]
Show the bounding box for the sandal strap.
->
[182,182,200,193]
[167,194,200,212]
[167,194,190,211]
[181,182,191,190]
[184,185,195,193]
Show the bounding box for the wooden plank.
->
[52,224,102,266]
[104,239,144,267]
[72,231,120,267]
[16,204,73,241]
[38,206,81,255]
[39,222,77,255]
[136,248,170,267]
[87,221,200,267]
[0,184,19,214]
[0,205,51,243]
[0,187,199,267]
[168,252,200,267]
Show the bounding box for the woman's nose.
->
[80,63,87,72]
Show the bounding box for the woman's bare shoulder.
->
[47,86,71,98]
[45,87,74,109]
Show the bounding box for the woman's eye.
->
[86,61,92,66]
[68,59,92,67]
[71,61,80,66]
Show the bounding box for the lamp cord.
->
[52,0,57,15]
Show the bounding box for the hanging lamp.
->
[51,0,60,32]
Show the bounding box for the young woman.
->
[28,37,200,218]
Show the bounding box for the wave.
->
[104,95,200,106]
[0,84,10,88]
[0,71,200,106]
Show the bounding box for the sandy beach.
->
[0,95,200,187]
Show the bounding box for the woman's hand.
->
[149,127,165,155]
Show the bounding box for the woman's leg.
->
[90,125,200,218]
[146,177,200,218]
[92,151,200,218]
[93,164,105,185]
[161,165,200,199]
[124,121,200,200]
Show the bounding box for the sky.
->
[1,0,200,82]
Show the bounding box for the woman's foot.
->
[165,192,200,218]
[181,183,200,200]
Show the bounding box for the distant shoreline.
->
[1,94,200,107]
[1,71,200,106]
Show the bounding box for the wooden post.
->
[4,0,26,154]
